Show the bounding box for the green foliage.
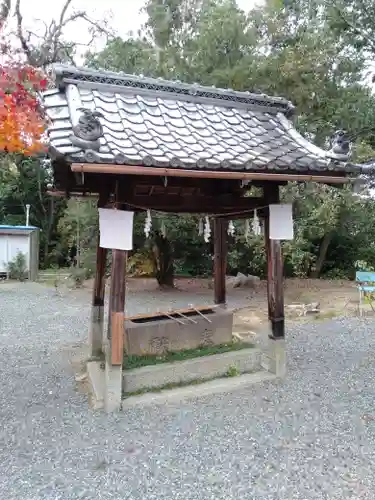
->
[86,37,159,76]
[226,364,240,377]
[57,199,98,277]
[355,261,375,272]
[227,231,267,278]
[325,0,375,55]
[127,249,155,277]
[0,154,66,268]
[7,252,27,281]
[82,0,375,281]
[123,341,254,370]
[3,0,375,281]
[69,266,87,288]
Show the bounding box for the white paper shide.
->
[98,208,134,250]
[269,204,294,240]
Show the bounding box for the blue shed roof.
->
[0,225,39,230]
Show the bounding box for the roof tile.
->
[41,64,357,173]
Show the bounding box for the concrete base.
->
[123,347,261,394]
[261,338,286,377]
[87,360,104,409]
[87,359,123,412]
[86,339,286,412]
[122,371,277,409]
[89,305,104,357]
[104,362,123,412]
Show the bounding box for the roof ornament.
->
[70,108,104,151]
[326,130,352,161]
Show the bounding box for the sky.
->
[14,0,261,58]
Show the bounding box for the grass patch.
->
[123,341,254,370]
[123,377,207,397]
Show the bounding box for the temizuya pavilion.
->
[41,64,366,410]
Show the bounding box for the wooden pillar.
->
[103,195,128,411]
[104,250,127,412]
[89,244,108,357]
[213,218,228,305]
[104,247,127,412]
[108,248,127,365]
[89,192,108,358]
[264,183,285,339]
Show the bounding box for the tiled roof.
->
[41,64,358,173]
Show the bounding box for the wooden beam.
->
[213,218,228,305]
[47,190,266,214]
[47,189,99,197]
[71,163,352,184]
[121,195,266,214]
[264,184,284,339]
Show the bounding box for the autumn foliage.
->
[0,64,47,154]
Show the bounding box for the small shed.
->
[0,225,40,281]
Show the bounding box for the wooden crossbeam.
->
[72,163,352,184]
[122,194,266,213]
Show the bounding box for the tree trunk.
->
[152,232,175,288]
[310,232,332,278]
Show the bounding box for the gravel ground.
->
[0,282,375,500]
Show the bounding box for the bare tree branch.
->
[58,0,73,27]
[14,0,36,64]
[12,0,115,68]
[32,18,50,40]
[0,0,11,30]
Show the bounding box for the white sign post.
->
[98,208,134,250]
[269,204,294,240]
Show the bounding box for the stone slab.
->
[122,371,277,409]
[123,347,261,393]
[124,306,233,356]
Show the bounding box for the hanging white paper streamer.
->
[144,210,152,238]
[260,219,265,236]
[98,208,134,250]
[198,217,204,236]
[228,220,235,236]
[204,216,211,243]
[160,220,167,238]
[252,209,261,236]
[241,179,251,188]
[244,219,250,242]
[269,204,294,240]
